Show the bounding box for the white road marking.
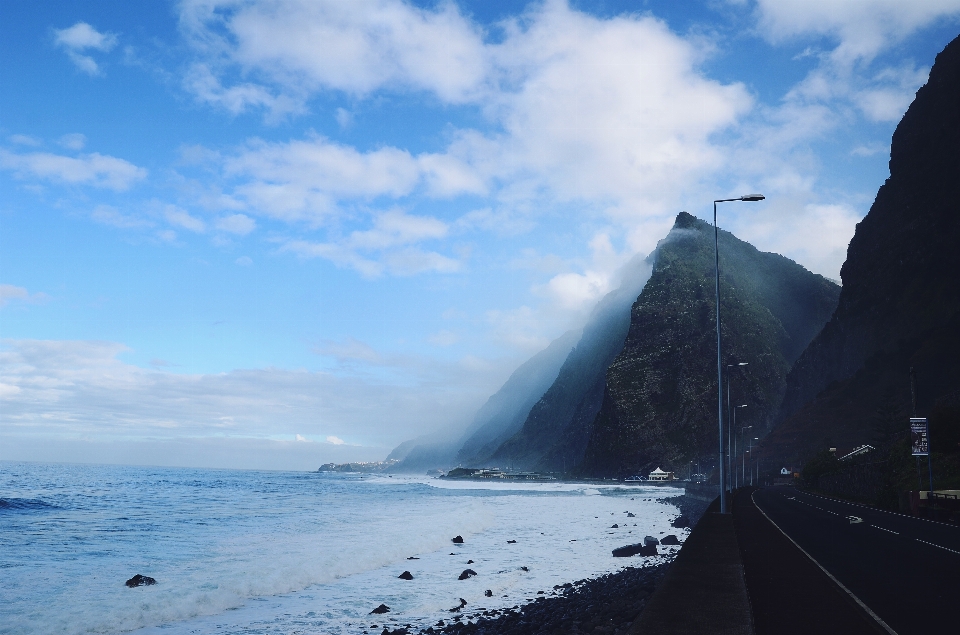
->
[916,539,960,555]
[871,525,899,535]
[752,491,899,635]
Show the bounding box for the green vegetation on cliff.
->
[579,212,839,478]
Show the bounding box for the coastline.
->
[376,563,672,635]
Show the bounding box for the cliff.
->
[481,254,653,471]
[763,33,960,464]
[579,213,840,477]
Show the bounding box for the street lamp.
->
[715,194,764,513]
[733,406,748,487]
[749,437,759,486]
[726,362,748,494]
[739,424,752,488]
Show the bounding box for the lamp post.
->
[749,437,759,486]
[734,407,749,488]
[715,194,764,513]
[739,424,752,488]
[726,362,748,495]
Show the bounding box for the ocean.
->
[0,462,685,635]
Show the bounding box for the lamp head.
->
[738,362,749,366]
[740,194,765,202]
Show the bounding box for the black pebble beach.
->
[379,563,670,635]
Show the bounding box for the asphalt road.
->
[746,486,960,635]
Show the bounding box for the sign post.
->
[911,417,933,493]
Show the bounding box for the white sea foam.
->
[0,464,685,635]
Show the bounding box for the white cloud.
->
[281,209,457,277]
[10,134,41,146]
[91,204,153,229]
[733,201,861,280]
[326,435,345,445]
[224,136,422,223]
[0,284,49,307]
[0,338,507,462]
[753,0,960,65]
[428,330,460,347]
[54,22,118,75]
[59,133,87,150]
[164,206,206,233]
[216,213,256,235]
[178,0,488,116]
[0,149,146,190]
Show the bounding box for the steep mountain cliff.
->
[387,329,579,473]
[482,254,653,471]
[579,213,840,478]
[763,33,960,463]
[454,328,580,466]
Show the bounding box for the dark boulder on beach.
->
[612,543,644,557]
[370,604,391,614]
[644,536,659,546]
[452,535,464,544]
[485,589,493,597]
[671,515,690,528]
[661,534,681,545]
[613,543,658,557]
[458,569,477,580]
[398,571,414,580]
[125,574,156,588]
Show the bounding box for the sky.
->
[2,0,960,470]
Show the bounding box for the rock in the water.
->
[398,571,414,580]
[520,566,529,571]
[125,574,156,588]
[661,534,681,545]
[507,539,517,543]
[484,589,493,597]
[451,535,464,544]
[371,604,391,614]
[671,515,690,528]
[407,556,419,560]
[448,598,468,612]
[466,559,474,564]
[643,536,659,546]
[458,569,477,580]
[611,524,619,528]
[627,512,636,517]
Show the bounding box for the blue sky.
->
[3,0,960,469]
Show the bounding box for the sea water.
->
[0,462,685,635]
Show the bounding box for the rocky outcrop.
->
[124,574,156,588]
[579,213,840,477]
[764,33,960,464]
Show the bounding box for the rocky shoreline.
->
[371,562,671,635]
[362,492,701,635]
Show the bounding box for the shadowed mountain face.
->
[481,254,653,471]
[578,213,840,478]
[762,34,960,464]
[454,328,581,467]
[387,329,579,473]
